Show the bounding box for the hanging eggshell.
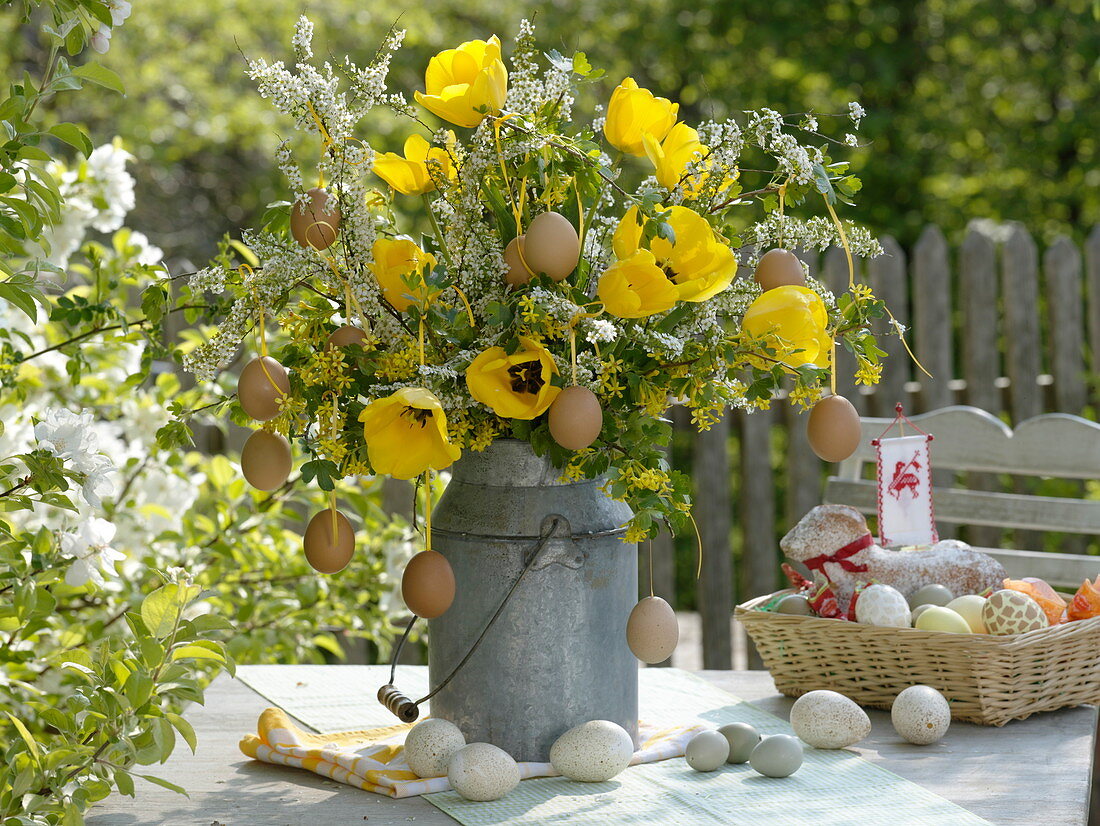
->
[291,187,341,250]
[503,235,531,287]
[237,356,290,422]
[685,730,729,772]
[447,742,520,801]
[891,685,951,745]
[807,394,862,463]
[754,248,806,291]
[626,596,679,663]
[718,722,760,763]
[549,720,634,782]
[327,325,368,348]
[788,690,871,749]
[908,583,954,609]
[402,550,456,619]
[981,589,1048,635]
[854,583,911,627]
[303,508,354,574]
[548,386,603,451]
[946,595,988,633]
[522,211,580,282]
[240,429,292,491]
[404,718,466,779]
[749,734,804,777]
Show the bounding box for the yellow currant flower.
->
[466,336,561,420]
[603,77,679,157]
[612,205,735,304]
[597,249,679,319]
[358,387,461,480]
[369,237,438,312]
[643,122,710,192]
[741,285,832,368]
[414,36,507,128]
[373,134,456,196]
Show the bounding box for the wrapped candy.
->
[1068,576,1100,622]
[808,579,844,620]
[1003,578,1067,626]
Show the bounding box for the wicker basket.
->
[736,590,1100,726]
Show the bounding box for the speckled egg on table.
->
[789,690,871,749]
[982,589,1049,635]
[549,720,634,782]
[855,584,911,627]
[447,742,520,801]
[891,685,951,745]
[403,718,466,778]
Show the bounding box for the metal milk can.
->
[427,439,639,762]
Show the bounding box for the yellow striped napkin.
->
[240,708,706,798]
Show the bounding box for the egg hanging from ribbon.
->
[240,429,292,491]
[290,187,341,251]
[327,325,368,348]
[807,394,862,463]
[237,356,290,422]
[548,386,603,451]
[402,550,456,619]
[753,248,806,291]
[626,596,679,663]
[303,508,355,574]
[503,235,531,288]
[522,211,580,282]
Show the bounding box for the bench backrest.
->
[823,405,1100,589]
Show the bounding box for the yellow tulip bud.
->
[466,337,561,420]
[603,77,679,157]
[597,250,678,319]
[359,387,461,480]
[414,36,508,128]
[742,285,832,367]
[373,133,456,196]
[369,238,438,312]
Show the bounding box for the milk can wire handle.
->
[377,515,564,723]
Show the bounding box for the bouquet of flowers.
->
[184,17,889,601]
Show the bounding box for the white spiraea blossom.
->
[60,517,124,587]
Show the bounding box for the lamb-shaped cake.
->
[780,504,1007,611]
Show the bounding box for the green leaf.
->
[0,281,40,322]
[125,671,153,708]
[170,643,225,666]
[72,63,125,95]
[7,712,40,762]
[166,712,197,754]
[140,583,199,639]
[136,773,189,797]
[48,123,93,157]
[114,768,135,797]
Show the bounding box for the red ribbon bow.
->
[803,533,872,574]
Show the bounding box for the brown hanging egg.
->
[626,596,679,664]
[548,386,603,451]
[754,248,806,291]
[402,550,456,619]
[290,187,341,251]
[807,394,862,463]
[303,508,355,574]
[327,325,368,348]
[522,211,580,282]
[240,429,292,491]
[503,235,531,287]
[237,356,290,422]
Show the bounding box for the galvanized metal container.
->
[428,439,639,762]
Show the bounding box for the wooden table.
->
[88,669,1096,826]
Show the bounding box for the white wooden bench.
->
[823,405,1100,591]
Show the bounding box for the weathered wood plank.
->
[912,225,954,412]
[693,408,733,670]
[1045,236,1087,415]
[739,407,777,670]
[822,245,864,413]
[1002,223,1044,422]
[867,236,911,417]
[784,400,821,527]
[1086,225,1100,382]
[975,547,1100,591]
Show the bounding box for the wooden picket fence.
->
[654,223,1100,669]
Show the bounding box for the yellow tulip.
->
[597,250,679,319]
[612,205,735,304]
[603,77,679,157]
[414,36,508,128]
[358,387,461,480]
[370,238,438,312]
[466,336,561,420]
[643,122,711,192]
[373,134,456,196]
[741,285,832,367]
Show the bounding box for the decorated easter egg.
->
[749,734,804,778]
[914,606,972,634]
[626,596,679,663]
[718,722,760,763]
[240,429,292,491]
[789,690,871,749]
[549,720,634,782]
[404,718,466,778]
[807,395,862,463]
[291,187,341,250]
[327,325,368,348]
[908,583,954,609]
[775,594,813,615]
[447,742,519,801]
[754,248,806,291]
[402,550,456,619]
[503,235,531,287]
[855,584,911,628]
[237,356,290,422]
[891,685,950,745]
[548,386,603,451]
[303,508,354,574]
[522,211,580,282]
[982,589,1048,635]
[946,595,988,633]
[685,730,729,772]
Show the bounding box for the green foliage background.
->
[5,0,1098,264]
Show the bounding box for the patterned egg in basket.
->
[981,589,1048,635]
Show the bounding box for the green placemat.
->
[235,666,990,826]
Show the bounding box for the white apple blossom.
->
[89,25,111,54]
[106,0,132,26]
[60,518,124,587]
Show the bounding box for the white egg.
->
[718,722,760,763]
[749,734,804,778]
[685,730,729,772]
[946,595,988,633]
[788,690,871,749]
[855,584,911,627]
[404,718,466,778]
[549,720,634,782]
[447,742,520,801]
[891,685,951,745]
